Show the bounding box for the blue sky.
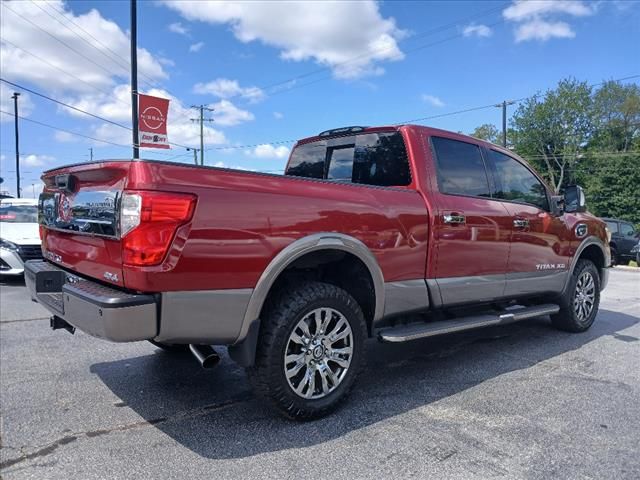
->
[1,0,639,197]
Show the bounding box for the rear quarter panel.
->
[123,159,430,292]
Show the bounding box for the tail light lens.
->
[120,191,196,266]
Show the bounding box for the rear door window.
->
[430,136,491,197]
[286,132,410,187]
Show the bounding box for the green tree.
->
[591,81,640,152]
[510,78,593,192]
[576,153,640,224]
[470,123,500,144]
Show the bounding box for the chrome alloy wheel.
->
[284,307,353,399]
[574,271,595,322]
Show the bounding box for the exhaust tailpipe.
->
[189,344,220,369]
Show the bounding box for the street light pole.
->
[12,92,21,198]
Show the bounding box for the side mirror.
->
[550,195,565,216]
[564,185,586,213]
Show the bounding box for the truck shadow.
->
[90,309,638,460]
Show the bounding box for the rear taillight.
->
[120,191,196,266]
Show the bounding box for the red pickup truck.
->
[27,125,610,419]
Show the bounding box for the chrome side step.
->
[378,304,560,343]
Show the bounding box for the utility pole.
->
[31,183,36,198]
[190,105,214,165]
[89,147,93,161]
[130,0,139,159]
[495,100,514,147]
[186,147,199,165]
[12,92,20,198]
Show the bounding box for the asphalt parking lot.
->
[1,269,639,479]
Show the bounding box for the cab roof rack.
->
[318,126,369,137]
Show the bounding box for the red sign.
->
[138,94,170,149]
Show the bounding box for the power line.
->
[0,109,130,148]
[221,3,508,103]
[0,37,129,105]
[1,78,196,151]
[1,78,130,130]
[2,2,124,80]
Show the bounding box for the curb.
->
[612,265,640,272]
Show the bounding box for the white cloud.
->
[168,22,189,36]
[22,154,55,167]
[463,23,493,38]
[421,94,445,108]
[0,84,35,122]
[54,131,77,143]
[503,0,595,42]
[273,111,284,120]
[74,85,227,148]
[189,41,205,52]
[246,144,290,159]
[514,19,575,42]
[1,0,167,94]
[212,161,254,171]
[161,0,406,79]
[193,78,265,103]
[211,100,254,127]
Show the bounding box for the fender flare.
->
[561,236,610,295]
[228,233,385,366]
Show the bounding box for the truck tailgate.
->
[39,162,130,288]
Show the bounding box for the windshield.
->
[0,204,39,223]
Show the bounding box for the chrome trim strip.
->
[383,279,429,317]
[157,288,253,344]
[238,233,385,343]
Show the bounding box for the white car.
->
[0,198,42,275]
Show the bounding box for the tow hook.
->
[50,316,75,335]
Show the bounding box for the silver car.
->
[0,198,42,275]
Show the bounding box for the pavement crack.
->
[0,392,253,471]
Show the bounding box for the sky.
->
[0,0,639,197]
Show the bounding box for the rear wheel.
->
[247,281,367,420]
[551,259,600,332]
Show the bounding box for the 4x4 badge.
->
[575,223,588,238]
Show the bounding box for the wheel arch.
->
[228,233,385,366]
[562,236,610,295]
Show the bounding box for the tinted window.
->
[621,223,635,236]
[352,133,411,186]
[286,132,410,187]
[431,137,491,197]
[286,141,327,179]
[490,150,549,211]
[0,204,38,223]
[605,221,619,234]
[327,146,355,181]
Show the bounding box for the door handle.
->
[513,218,530,228]
[443,214,466,224]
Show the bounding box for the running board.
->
[378,304,560,343]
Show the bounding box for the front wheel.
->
[551,259,600,332]
[247,281,367,420]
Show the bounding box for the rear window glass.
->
[286,132,410,187]
[0,204,38,223]
[431,136,491,197]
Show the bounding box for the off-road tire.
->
[247,281,367,420]
[551,259,600,332]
